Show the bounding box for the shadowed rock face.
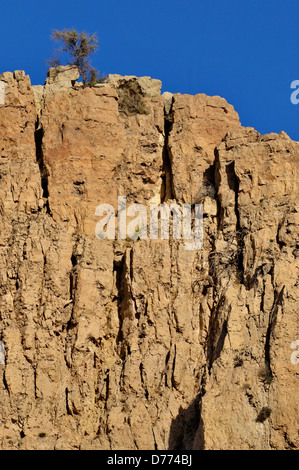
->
[0,67,298,450]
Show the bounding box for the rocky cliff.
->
[0,67,298,450]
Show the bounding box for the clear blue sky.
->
[1,0,299,140]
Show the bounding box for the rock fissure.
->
[161,102,174,202]
[34,121,51,215]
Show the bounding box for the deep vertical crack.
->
[161,102,174,202]
[66,251,78,333]
[265,285,285,379]
[113,254,125,348]
[35,120,51,214]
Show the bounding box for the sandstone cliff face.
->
[0,67,298,450]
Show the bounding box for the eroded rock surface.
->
[0,69,298,450]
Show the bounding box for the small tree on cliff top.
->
[49,29,101,86]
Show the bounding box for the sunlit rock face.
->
[0,68,298,450]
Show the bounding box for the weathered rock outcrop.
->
[0,67,298,450]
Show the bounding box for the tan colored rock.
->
[32,85,44,120]
[0,72,298,451]
[168,93,241,203]
[45,65,80,89]
[37,78,165,235]
[194,128,299,450]
[106,74,162,98]
[162,91,173,115]
[0,70,42,214]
